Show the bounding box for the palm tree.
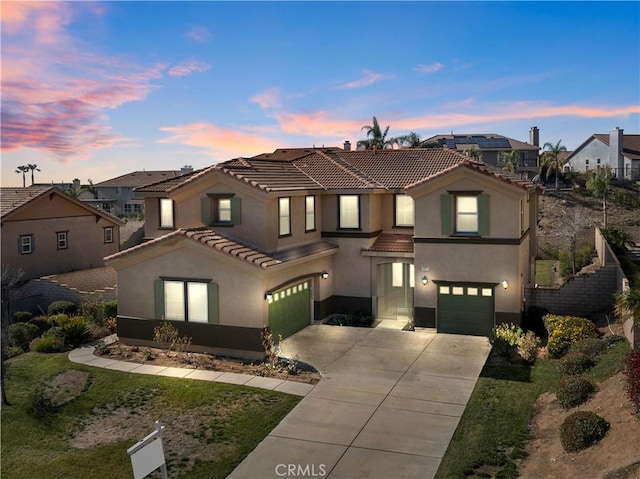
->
[585,167,612,228]
[463,146,483,161]
[357,116,392,150]
[27,164,40,185]
[498,150,522,173]
[542,140,568,190]
[15,165,29,187]
[391,132,422,148]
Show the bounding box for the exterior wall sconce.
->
[321,271,329,280]
[502,280,509,289]
[264,291,273,301]
[422,275,428,285]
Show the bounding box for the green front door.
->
[268,281,311,339]
[437,283,495,336]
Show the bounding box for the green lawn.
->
[1,352,301,479]
[435,341,630,479]
[535,260,556,287]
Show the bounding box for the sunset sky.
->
[1,1,639,187]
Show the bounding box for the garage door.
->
[268,281,311,340]
[437,283,494,336]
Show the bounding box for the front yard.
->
[1,352,300,479]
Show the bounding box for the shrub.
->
[517,330,541,363]
[559,244,594,277]
[556,377,596,409]
[491,323,523,357]
[624,350,640,414]
[6,346,25,358]
[30,335,64,353]
[560,411,609,452]
[568,337,608,359]
[58,316,92,347]
[603,334,626,348]
[13,311,33,323]
[103,300,117,319]
[543,315,599,358]
[48,313,70,327]
[29,383,59,418]
[47,300,77,316]
[30,315,51,333]
[8,322,40,350]
[559,352,595,376]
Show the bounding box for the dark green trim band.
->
[414,228,529,245]
[322,229,383,239]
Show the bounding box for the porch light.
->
[422,275,428,285]
[502,280,509,289]
[321,271,329,280]
[265,291,273,301]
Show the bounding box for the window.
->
[159,198,174,228]
[156,279,218,323]
[339,195,359,229]
[124,204,132,214]
[456,196,478,233]
[56,231,68,250]
[395,194,414,227]
[19,234,33,255]
[218,198,232,223]
[391,263,415,288]
[279,197,291,236]
[104,227,114,244]
[305,196,316,232]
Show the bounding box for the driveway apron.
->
[228,325,491,479]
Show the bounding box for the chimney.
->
[529,126,539,147]
[609,127,624,178]
[181,165,193,175]
[343,140,351,152]
[73,178,81,190]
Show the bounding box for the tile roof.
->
[105,227,337,269]
[134,167,216,193]
[95,171,181,188]
[365,233,414,253]
[593,134,640,160]
[251,147,342,161]
[219,157,324,192]
[0,186,124,224]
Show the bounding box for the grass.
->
[535,260,556,287]
[435,340,630,479]
[1,352,301,479]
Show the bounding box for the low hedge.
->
[556,377,596,409]
[543,315,599,358]
[568,338,608,359]
[560,411,609,452]
[47,300,77,316]
[8,322,40,351]
[559,352,595,376]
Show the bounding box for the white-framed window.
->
[455,196,478,233]
[104,227,114,244]
[279,197,291,236]
[163,280,210,323]
[391,263,415,288]
[19,234,33,255]
[395,194,414,227]
[56,231,68,250]
[305,196,315,232]
[218,198,232,223]
[339,195,359,229]
[160,198,174,228]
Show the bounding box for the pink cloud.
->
[158,123,282,158]
[168,61,211,77]
[250,88,282,110]
[414,62,444,74]
[338,70,389,89]
[184,26,211,43]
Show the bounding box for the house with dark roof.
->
[91,168,193,216]
[106,147,540,358]
[424,127,540,173]
[1,186,123,279]
[564,127,640,180]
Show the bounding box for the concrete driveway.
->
[229,325,491,479]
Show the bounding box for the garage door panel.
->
[269,282,311,339]
[437,284,494,337]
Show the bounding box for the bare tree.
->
[1,265,26,406]
[554,207,592,275]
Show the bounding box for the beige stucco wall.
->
[330,237,375,298]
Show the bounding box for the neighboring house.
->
[564,127,640,180]
[106,148,540,358]
[424,126,540,173]
[1,186,123,280]
[91,167,193,216]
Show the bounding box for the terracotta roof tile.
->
[218,158,323,192]
[134,167,216,193]
[95,171,181,188]
[365,233,414,253]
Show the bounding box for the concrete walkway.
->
[229,325,491,479]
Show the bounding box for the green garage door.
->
[437,283,495,336]
[268,281,311,339]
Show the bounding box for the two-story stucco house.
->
[1,186,123,280]
[106,147,540,358]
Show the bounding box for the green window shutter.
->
[478,194,490,236]
[201,197,211,226]
[154,280,165,319]
[440,194,453,235]
[231,197,242,225]
[207,283,219,324]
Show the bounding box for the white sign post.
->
[127,421,168,479]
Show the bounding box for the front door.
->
[377,262,414,320]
